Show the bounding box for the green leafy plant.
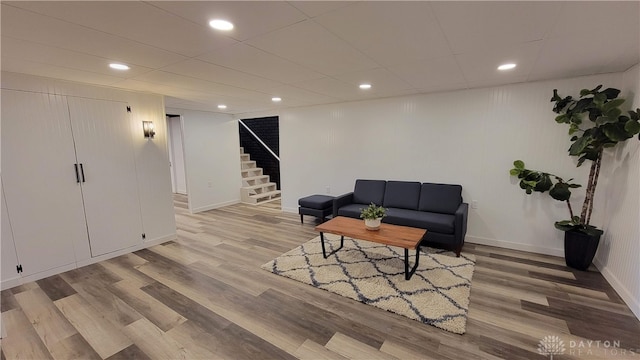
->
[510,85,640,236]
[360,203,386,220]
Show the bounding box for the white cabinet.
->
[2,90,88,277]
[67,97,143,257]
[1,90,145,279]
[1,179,20,284]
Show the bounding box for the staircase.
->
[240,147,281,205]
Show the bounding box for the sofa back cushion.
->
[353,179,386,205]
[383,181,421,210]
[419,183,462,214]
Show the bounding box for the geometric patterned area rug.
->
[261,234,476,334]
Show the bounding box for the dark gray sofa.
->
[333,179,468,256]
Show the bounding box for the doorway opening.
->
[167,114,187,195]
[238,116,281,209]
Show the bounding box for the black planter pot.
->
[564,230,601,271]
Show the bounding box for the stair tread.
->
[248,190,281,199]
[241,168,262,173]
[242,175,269,180]
[242,182,276,190]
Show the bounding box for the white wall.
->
[166,108,241,213]
[1,72,177,286]
[277,73,626,257]
[593,64,640,319]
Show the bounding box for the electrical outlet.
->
[207,181,213,188]
[472,200,478,209]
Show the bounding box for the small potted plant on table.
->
[360,203,386,230]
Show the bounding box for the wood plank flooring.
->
[1,194,638,359]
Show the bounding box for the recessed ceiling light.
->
[217,104,227,109]
[272,97,282,102]
[209,19,234,31]
[497,63,517,71]
[109,63,130,70]
[359,83,372,89]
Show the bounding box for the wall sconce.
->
[142,121,155,139]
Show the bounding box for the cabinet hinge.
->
[126,106,131,113]
[142,233,146,240]
[16,264,23,273]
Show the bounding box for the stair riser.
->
[239,147,279,205]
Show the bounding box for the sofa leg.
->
[455,245,462,257]
[300,214,303,224]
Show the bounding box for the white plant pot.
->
[364,218,382,230]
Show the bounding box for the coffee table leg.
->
[320,233,344,259]
[404,247,420,280]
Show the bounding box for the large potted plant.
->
[510,85,640,270]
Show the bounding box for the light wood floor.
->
[1,194,638,359]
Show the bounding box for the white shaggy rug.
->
[262,235,476,334]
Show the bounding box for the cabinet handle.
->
[79,163,86,183]
[74,164,80,183]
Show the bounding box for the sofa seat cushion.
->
[383,208,455,234]
[419,183,462,214]
[383,181,421,210]
[336,203,368,219]
[353,179,386,206]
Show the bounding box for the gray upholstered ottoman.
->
[298,195,334,224]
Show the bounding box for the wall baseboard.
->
[191,199,240,214]
[594,258,640,320]
[1,262,78,291]
[463,235,564,257]
[281,209,567,257]
[282,206,297,214]
[1,233,177,291]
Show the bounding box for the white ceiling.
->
[2,1,639,115]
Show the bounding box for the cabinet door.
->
[1,90,88,276]
[67,97,143,257]
[2,178,20,284]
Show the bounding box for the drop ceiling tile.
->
[1,57,124,87]
[332,68,414,95]
[289,1,357,18]
[160,59,282,91]
[314,2,451,66]
[1,37,153,78]
[466,76,529,91]
[606,48,640,74]
[246,20,379,76]
[548,2,639,39]
[115,79,270,114]
[291,77,366,101]
[388,56,466,90]
[529,36,626,81]
[431,1,562,55]
[1,4,186,68]
[149,1,307,41]
[261,84,339,103]
[165,97,223,113]
[130,70,269,100]
[7,1,236,57]
[197,43,324,84]
[455,41,542,84]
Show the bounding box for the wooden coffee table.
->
[315,216,426,280]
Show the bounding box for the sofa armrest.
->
[333,192,354,217]
[454,203,469,247]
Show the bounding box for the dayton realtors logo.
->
[538,335,638,358]
[538,335,566,359]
